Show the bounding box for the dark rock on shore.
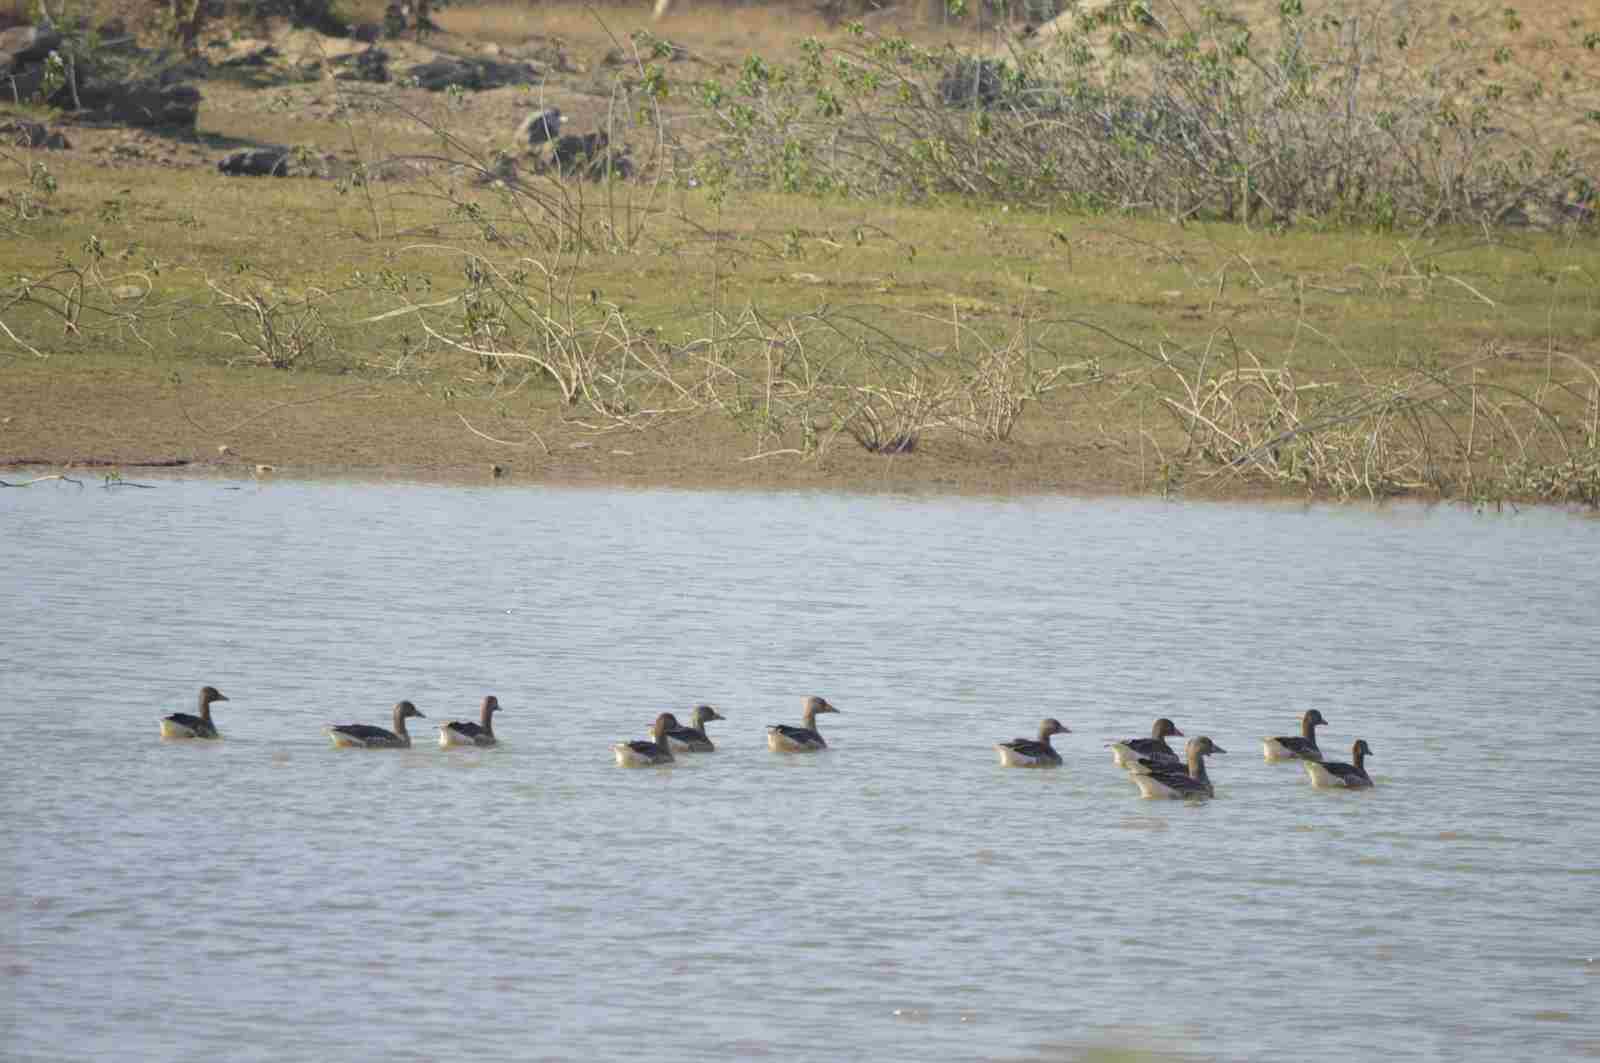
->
[218,45,280,69]
[219,146,291,177]
[333,46,389,83]
[549,130,631,180]
[518,107,562,146]
[406,56,538,91]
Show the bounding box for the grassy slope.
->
[2,1,1597,497]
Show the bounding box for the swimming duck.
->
[1129,736,1227,799]
[1304,739,1374,790]
[1110,717,1184,770]
[995,718,1071,768]
[767,696,839,752]
[439,695,502,748]
[160,686,230,739]
[612,712,680,767]
[326,701,425,749]
[1262,709,1328,762]
[662,704,725,753]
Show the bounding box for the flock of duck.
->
[159,688,1373,795]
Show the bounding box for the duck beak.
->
[416,710,427,718]
[1212,744,1227,754]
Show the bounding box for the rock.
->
[0,118,69,149]
[160,58,211,84]
[553,131,607,169]
[30,77,204,129]
[0,25,63,68]
[219,146,291,177]
[351,22,382,43]
[406,56,538,92]
[550,130,631,180]
[333,46,388,84]
[219,45,279,68]
[98,81,203,130]
[218,146,335,179]
[110,284,143,300]
[407,57,482,90]
[518,107,562,146]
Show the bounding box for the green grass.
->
[14,160,1596,374]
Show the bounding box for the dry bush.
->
[1152,336,1600,503]
[209,280,337,369]
[680,0,1598,227]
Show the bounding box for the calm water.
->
[3,479,1598,1062]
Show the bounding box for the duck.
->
[1304,739,1374,790]
[767,696,839,752]
[160,685,231,739]
[613,712,680,767]
[326,701,425,749]
[662,704,725,753]
[995,718,1071,768]
[1129,736,1227,799]
[1262,709,1329,762]
[438,695,502,748]
[1110,717,1184,770]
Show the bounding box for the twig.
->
[0,314,45,358]
[0,474,84,487]
[455,411,550,455]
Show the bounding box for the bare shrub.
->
[683,1,1597,227]
[1152,337,1600,503]
[210,280,336,370]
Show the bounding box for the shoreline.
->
[4,358,1593,508]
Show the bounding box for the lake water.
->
[3,478,1598,1062]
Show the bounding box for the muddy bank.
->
[2,357,1177,496]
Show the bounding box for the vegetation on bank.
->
[3,0,1597,504]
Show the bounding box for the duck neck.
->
[197,695,212,723]
[479,708,495,738]
[1187,750,1209,781]
[803,710,823,739]
[1302,716,1319,740]
[393,708,411,740]
[1352,745,1366,772]
[1036,723,1057,747]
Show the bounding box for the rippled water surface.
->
[4,479,1599,1061]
